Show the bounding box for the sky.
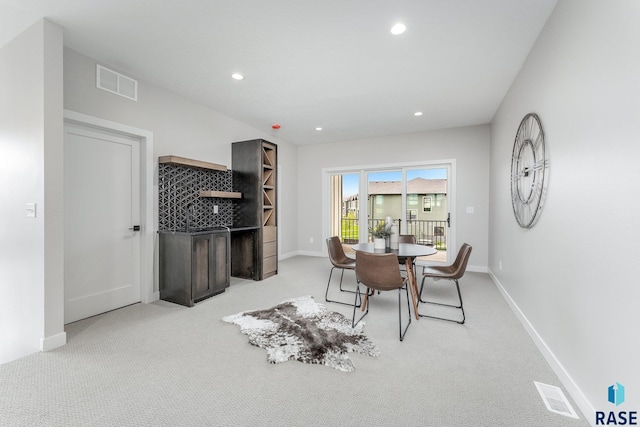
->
[342,168,447,196]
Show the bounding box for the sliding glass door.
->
[329,173,360,244]
[367,170,402,241]
[326,162,453,263]
[404,168,449,251]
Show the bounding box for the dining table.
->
[351,242,437,320]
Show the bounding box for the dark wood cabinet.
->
[230,228,258,279]
[159,230,230,307]
[232,139,278,280]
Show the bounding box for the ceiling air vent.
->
[96,64,138,101]
[534,381,579,419]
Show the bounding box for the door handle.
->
[129,225,141,231]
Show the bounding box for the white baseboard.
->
[488,268,595,424]
[466,264,488,273]
[40,332,67,352]
[279,251,300,260]
[291,250,325,258]
[143,290,160,303]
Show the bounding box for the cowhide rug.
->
[222,296,380,372]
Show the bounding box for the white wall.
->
[63,48,300,282]
[0,19,65,364]
[490,0,640,420]
[1,38,300,365]
[297,125,490,269]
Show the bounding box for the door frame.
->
[322,159,457,264]
[64,110,156,304]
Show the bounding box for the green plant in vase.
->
[368,221,393,238]
[369,221,393,249]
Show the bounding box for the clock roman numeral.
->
[518,200,531,225]
[531,158,548,171]
[525,116,535,140]
[532,131,544,151]
[513,134,524,154]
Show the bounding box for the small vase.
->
[390,225,399,249]
[373,238,385,250]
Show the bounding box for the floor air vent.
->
[534,381,579,419]
[96,64,138,101]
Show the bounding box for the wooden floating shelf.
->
[199,191,242,199]
[159,155,227,171]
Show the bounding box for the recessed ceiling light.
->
[315,127,323,131]
[231,73,244,80]
[414,111,423,116]
[391,23,406,35]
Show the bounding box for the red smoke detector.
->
[272,124,281,129]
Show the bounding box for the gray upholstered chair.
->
[418,243,472,324]
[353,251,411,341]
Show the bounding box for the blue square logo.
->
[608,383,625,406]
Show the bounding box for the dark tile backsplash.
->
[158,163,234,231]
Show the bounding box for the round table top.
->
[351,242,437,257]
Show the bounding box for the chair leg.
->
[338,270,352,292]
[352,285,369,327]
[326,267,361,307]
[454,280,466,324]
[418,277,465,324]
[398,285,412,341]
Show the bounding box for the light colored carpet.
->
[0,256,589,426]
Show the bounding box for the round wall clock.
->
[510,113,549,228]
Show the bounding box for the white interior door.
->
[64,122,141,324]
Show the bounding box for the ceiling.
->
[0,0,557,145]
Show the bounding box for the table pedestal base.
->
[405,257,420,320]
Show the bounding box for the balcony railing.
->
[341,217,360,244]
[340,218,447,250]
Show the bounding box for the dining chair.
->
[325,236,360,307]
[397,234,416,274]
[398,234,416,244]
[353,251,412,341]
[418,243,472,324]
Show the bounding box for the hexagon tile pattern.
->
[159,164,234,231]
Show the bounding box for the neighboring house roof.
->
[343,178,447,200]
[368,178,447,196]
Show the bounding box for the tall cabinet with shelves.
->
[232,139,278,280]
